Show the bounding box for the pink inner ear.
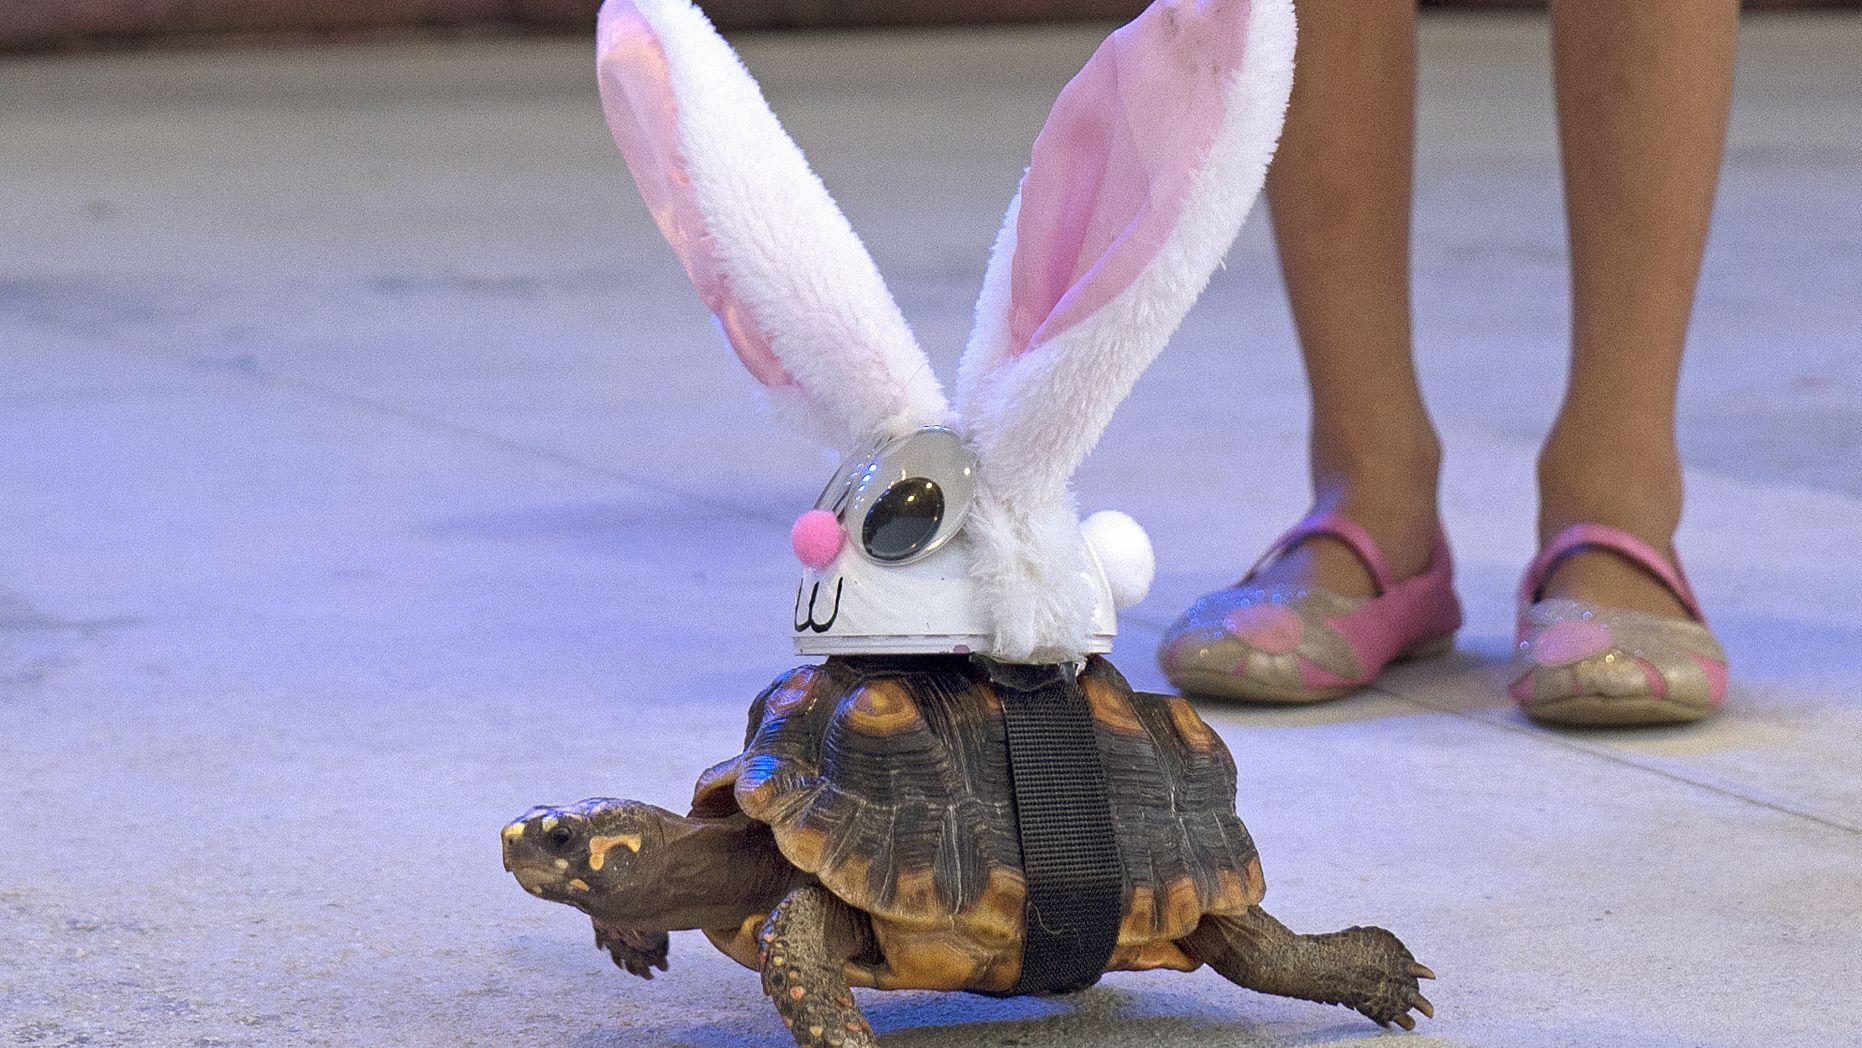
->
[597,4,794,388]
[1008,0,1251,358]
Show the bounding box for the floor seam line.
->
[1373,684,1862,837]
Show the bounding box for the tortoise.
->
[502,656,1434,1046]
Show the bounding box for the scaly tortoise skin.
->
[503,656,1434,1047]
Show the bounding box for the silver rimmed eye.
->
[838,427,978,565]
[862,476,945,561]
[813,448,865,515]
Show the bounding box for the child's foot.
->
[1516,434,1728,725]
[1159,502,1460,704]
[1511,523,1727,726]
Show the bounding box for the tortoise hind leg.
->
[1180,906,1435,1030]
[758,885,877,1048]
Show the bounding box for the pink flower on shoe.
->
[1163,585,1368,701]
[1511,598,1727,719]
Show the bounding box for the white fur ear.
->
[596,0,948,451]
[956,0,1296,660]
[1082,510,1154,610]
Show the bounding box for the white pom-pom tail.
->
[1082,510,1155,610]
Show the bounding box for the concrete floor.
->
[3,12,1860,1048]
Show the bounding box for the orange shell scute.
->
[1083,673,1147,736]
[844,679,925,736]
[1163,695,1219,752]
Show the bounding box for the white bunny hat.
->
[595,0,1294,664]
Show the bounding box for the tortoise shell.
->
[692,655,1265,994]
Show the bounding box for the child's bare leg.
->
[1259,0,1441,596]
[1538,0,1739,613]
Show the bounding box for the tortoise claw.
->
[593,921,671,980]
[1393,1014,1416,1032]
[1416,994,1434,1019]
[1410,962,1436,980]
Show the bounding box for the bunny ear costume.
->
[595,0,1295,664]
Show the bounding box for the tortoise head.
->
[501,798,665,916]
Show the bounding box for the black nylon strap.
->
[984,659,1124,996]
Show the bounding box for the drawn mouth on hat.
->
[794,577,844,634]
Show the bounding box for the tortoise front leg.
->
[590,918,669,979]
[758,885,876,1048]
[1181,906,1436,1030]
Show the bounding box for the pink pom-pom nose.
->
[791,509,844,570]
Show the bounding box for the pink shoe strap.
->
[1520,523,1705,621]
[1245,512,1396,596]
